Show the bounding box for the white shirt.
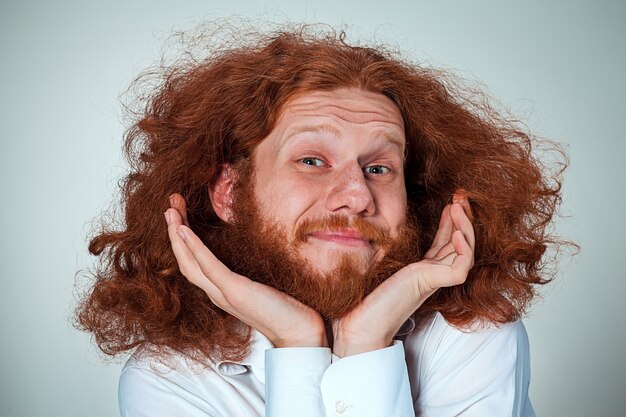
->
[119,313,536,417]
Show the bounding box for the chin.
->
[304,251,376,279]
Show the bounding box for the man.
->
[77,26,564,416]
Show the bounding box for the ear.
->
[209,164,237,223]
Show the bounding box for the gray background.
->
[1,0,624,416]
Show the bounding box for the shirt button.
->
[335,400,349,414]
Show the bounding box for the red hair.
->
[75,25,570,362]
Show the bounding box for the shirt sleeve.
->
[265,342,415,417]
[406,315,536,417]
[265,347,331,417]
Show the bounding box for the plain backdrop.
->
[1,1,624,416]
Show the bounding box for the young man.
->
[77,27,564,416]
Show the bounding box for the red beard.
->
[206,166,423,319]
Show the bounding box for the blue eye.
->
[363,165,390,175]
[300,157,325,167]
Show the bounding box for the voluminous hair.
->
[75,23,570,363]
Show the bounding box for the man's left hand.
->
[332,192,475,357]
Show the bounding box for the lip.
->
[309,229,371,247]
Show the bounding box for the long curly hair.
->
[75,24,570,363]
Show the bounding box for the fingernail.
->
[176,227,187,241]
[164,211,172,225]
[169,194,176,206]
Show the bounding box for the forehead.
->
[278,88,404,125]
[272,88,405,144]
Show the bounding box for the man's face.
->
[251,88,408,275]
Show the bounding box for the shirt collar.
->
[213,328,274,383]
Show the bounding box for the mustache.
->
[294,214,392,247]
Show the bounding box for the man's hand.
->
[165,194,327,348]
[332,192,475,357]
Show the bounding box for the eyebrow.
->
[284,124,340,141]
[283,124,405,150]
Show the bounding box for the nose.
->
[325,162,375,216]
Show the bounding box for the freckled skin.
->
[251,88,408,275]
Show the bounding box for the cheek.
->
[254,176,321,231]
[374,185,408,232]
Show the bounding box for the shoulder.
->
[405,312,530,370]
[119,347,219,416]
[403,313,535,417]
[119,346,265,417]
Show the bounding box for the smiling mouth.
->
[308,230,373,247]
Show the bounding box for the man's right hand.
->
[165,194,327,349]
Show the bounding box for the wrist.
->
[273,326,328,348]
[333,335,390,357]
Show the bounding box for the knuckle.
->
[222,291,243,309]
[221,279,245,306]
[178,264,191,278]
[209,293,229,308]
[197,265,213,281]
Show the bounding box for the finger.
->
[170,223,301,337]
[165,213,221,296]
[175,225,241,290]
[433,242,456,261]
[436,250,457,266]
[452,189,472,214]
[450,203,476,250]
[450,229,474,272]
[424,205,454,259]
[427,231,472,289]
[169,193,190,227]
